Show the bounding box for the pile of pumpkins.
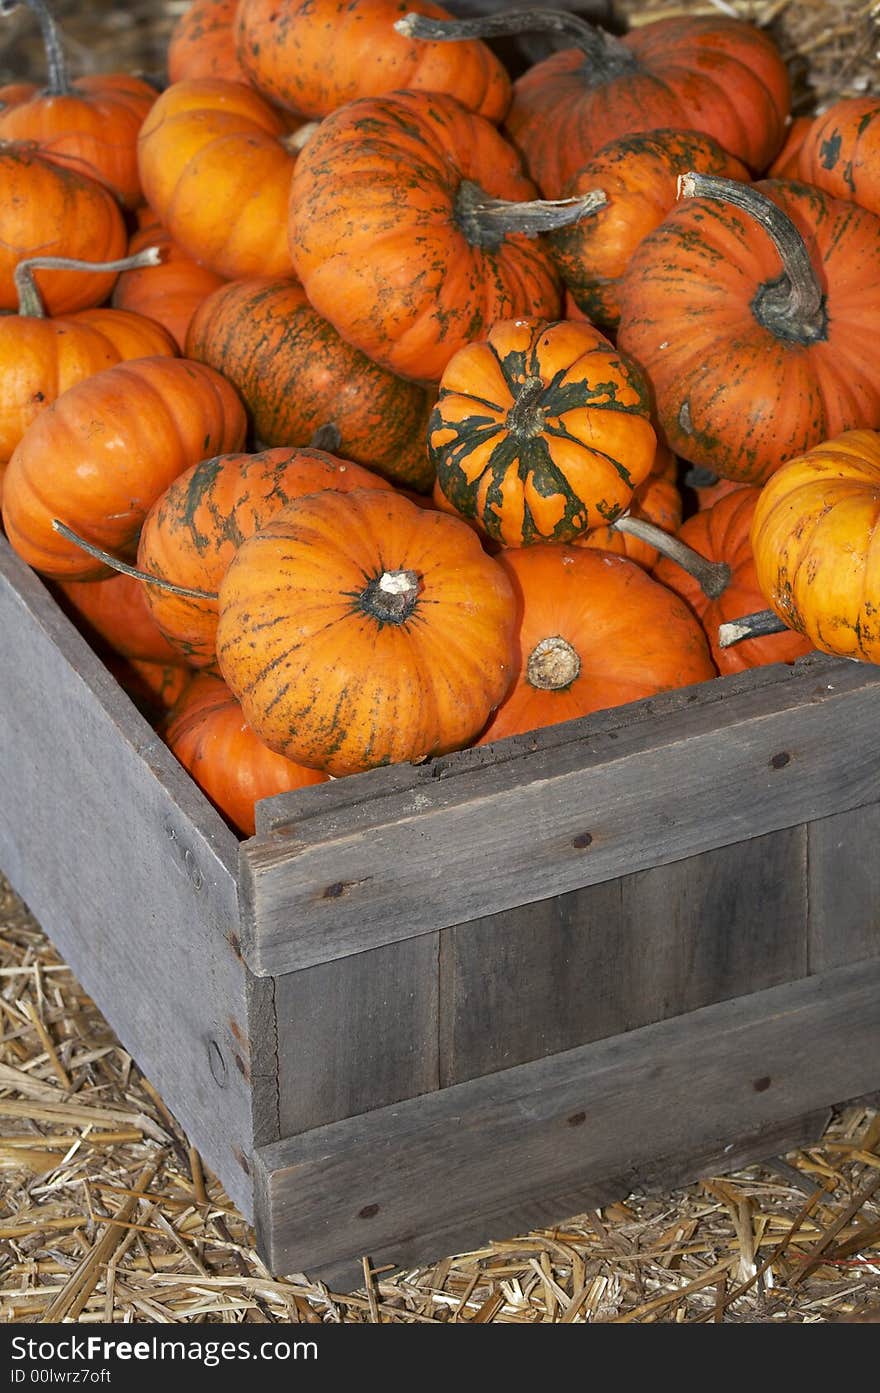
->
[2,0,880,836]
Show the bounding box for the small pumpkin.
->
[0,143,127,314]
[137,445,395,667]
[477,544,716,745]
[216,488,518,775]
[0,249,177,470]
[137,78,303,280]
[767,115,813,179]
[235,0,510,121]
[112,219,226,353]
[185,278,435,490]
[550,128,749,330]
[164,672,328,837]
[2,356,246,579]
[750,429,880,664]
[652,486,813,675]
[288,89,603,383]
[0,0,156,208]
[617,174,880,483]
[397,8,789,198]
[428,317,656,547]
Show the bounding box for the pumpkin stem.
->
[14,0,72,96]
[455,180,605,251]
[526,635,581,691]
[51,520,218,600]
[282,120,321,153]
[612,513,732,599]
[14,247,163,318]
[506,376,547,437]
[394,10,636,84]
[718,608,790,649]
[678,172,828,344]
[358,568,420,625]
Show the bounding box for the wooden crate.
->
[2,532,880,1284]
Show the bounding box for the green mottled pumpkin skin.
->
[429,317,657,547]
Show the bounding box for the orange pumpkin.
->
[216,488,518,775]
[235,0,510,121]
[0,143,127,314]
[0,250,177,469]
[767,115,813,179]
[0,0,155,208]
[550,129,749,330]
[2,357,246,579]
[617,175,880,484]
[137,78,302,280]
[477,544,716,745]
[112,220,226,353]
[652,486,813,675]
[164,672,327,836]
[288,90,599,383]
[750,429,880,664]
[137,445,395,667]
[185,277,435,489]
[429,317,656,547]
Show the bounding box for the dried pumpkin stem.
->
[282,120,321,153]
[14,247,163,318]
[678,172,827,344]
[718,608,790,648]
[395,10,636,82]
[14,0,71,95]
[358,568,420,625]
[51,520,217,601]
[526,635,581,691]
[612,513,732,599]
[455,180,605,251]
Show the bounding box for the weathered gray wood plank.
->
[242,657,880,975]
[275,935,440,1136]
[440,826,808,1084]
[0,538,255,1216]
[254,958,880,1280]
[809,804,880,971]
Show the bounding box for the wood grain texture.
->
[255,958,880,1280]
[0,538,255,1217]
[242,657,880,976]
[275,935,440,1136]
[440,826,808,1084]
[809,804,880,971]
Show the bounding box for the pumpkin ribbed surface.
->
[216,488,518,775]
[2,356,246,579]
[429,317,656,547]
[56,572,187,666]
[113,222,226,353]
[576,443,681,569]
[288,90,563,383]
[750,429,880,663]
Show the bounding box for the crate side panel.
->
[255,959,880,1280]
[242,659,880,975]
[275,935,440,1136]
[440,826,808,1085]
[0,541,254,1216]
[809,804,880,971]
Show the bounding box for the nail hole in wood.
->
[572,832,593,849]
[567,1111,587,1127]
[207,1039,228,1087]
[359,1203,380,1219]
[753,1075,772,1092]
[323,882,345,899]
[770,752,791,769]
